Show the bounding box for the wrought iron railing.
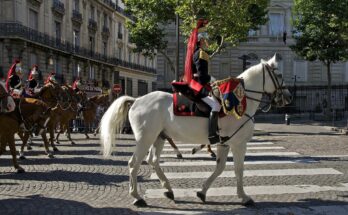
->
[0,22,156,74]
[52,0,65,15]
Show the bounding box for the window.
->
[138,80,148,96]
[90,6,95,20]
[55,21,61,39]
[89,65,95,79]
[29,9,38,30]
[345,62,348,82]
[269,13,284,36]
[144,57,147,66]
[118,47,123,59]
[55,56,62,75]
[127,78,133,96]
[73,30,80,49]
[29,53,37,68]
[89,36,95,54]
[103,13,108,27]
[248,29,257,36]
[73,63,79,79]
[293,60,308,82]
[73,0,79,11]
[103,42,107,56]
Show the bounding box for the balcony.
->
[28,0,43,7]
[0,22,157,74]
[52,0,65,17]
[71,10,83,26]
[102,26,110,40]
[88,19,97,33]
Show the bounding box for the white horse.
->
[0,82,16,113]
[100,54,292,207]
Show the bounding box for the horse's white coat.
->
[100,54,292,205]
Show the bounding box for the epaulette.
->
[199,49,209,61]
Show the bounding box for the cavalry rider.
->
[72,78,84,93]
[5,59,24,98]
[183,19,222,144]
[25,64,41,97]
[45,71,58,85]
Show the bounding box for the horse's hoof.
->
[176,154,183,159]
[164,191,174,200]
[27,146,33,150]
[243,199,255,207]
[56,141,60,145]
[16,168,25,173]
[210,152,216,158]
[39,144,44,147]
[86,135,90,139]
[19,155,26,160]
[133,199,148,207]
[48,154,54,158]
[71,141,76,145]
[197,191,206,203]
[53,147,59,152]
[191,148,197,154]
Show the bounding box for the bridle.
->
[244,63,288,112]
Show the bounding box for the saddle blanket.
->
[214,77,247,119]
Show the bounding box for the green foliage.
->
[124,0,269,59]
[291,0,348,64]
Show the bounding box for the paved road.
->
[0,122,347,215]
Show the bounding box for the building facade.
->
[0,0,156,97]
[156,0,348,113]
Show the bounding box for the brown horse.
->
[0,98,51,172]
[82,94,109,138]
[0,81,15,113]
[55,85,80,145]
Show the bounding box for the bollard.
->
[285,113,291,125]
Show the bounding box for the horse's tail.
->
[100,96,135,157]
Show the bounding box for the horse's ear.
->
[268,53,279,68]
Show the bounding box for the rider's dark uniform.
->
[8,74,22,90]
[192,47,211,97]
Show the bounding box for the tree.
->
[124,0,269,75]
[291,0,348,115]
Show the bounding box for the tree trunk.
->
[326,61,332,117]
[159,50,176,77]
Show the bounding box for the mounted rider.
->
[24,64,41,97]
[6,59,24,98]
[183,19,221,145]
[45,71,59,86]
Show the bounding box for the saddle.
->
[172,77,247,119]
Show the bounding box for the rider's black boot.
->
[208,111,220,145]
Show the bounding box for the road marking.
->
[163,146,285,152]
[139,205,348,215]
[145,183,348,199]
[160,151,300,158]
[165,142,274,147]
[150,168,342,179]
[160,159,317,167]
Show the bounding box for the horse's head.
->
[260,54,292,107]
[0,82,15,113]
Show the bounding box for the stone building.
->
[0,0,156,97]
[156,0,348,113]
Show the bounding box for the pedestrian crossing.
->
[143,139,346,213]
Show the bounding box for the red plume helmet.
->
[5,59,21,91]
[183,19,209,83]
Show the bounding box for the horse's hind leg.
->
[41,132,53,158]
[197,144,229,203]
[147,138,174,200]
[231,142,254,206]
[191,144,206,155]
[207,145,216,158]
[19,132,30,159]
[129,137,156,207]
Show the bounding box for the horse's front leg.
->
[197,144,230,202]
[166,137,182,159]
[48,126,58,151]
[191,144,206,155]
[147,138,174,200]
[231,142,254,206]
[206,145,216,158]
[7,134,25,173]
[64,122,75,145]
[19,132,30,159]
[41,132,54,158]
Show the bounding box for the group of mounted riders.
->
[0,59,112,172]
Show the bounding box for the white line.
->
[160,151,300,158]
[145,183,348,199]
[163,146,285,152]
[165,142,274,147]
[160,159,317,167]
[138,205,348,215]
[150,168,341,179]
